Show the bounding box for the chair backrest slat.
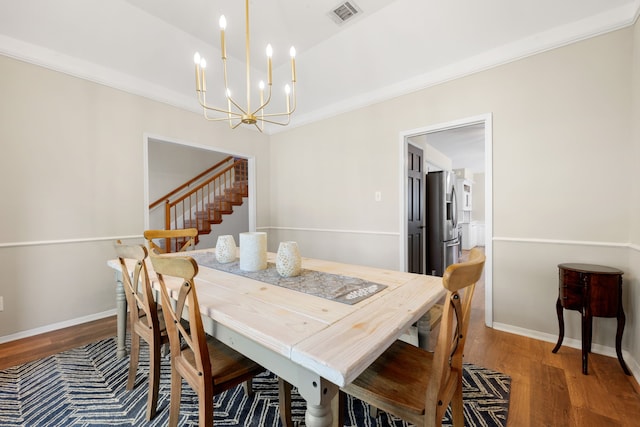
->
[114,241,158,330]
[426,247,485,421]
[144,228,198,254]
[150,252,211,378]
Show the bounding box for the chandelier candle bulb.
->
[285,85,291,113]
[219,15,227,59]
[266,44,273,85]
[200,58,206,92]
[194,53,201,91]
[290,47,296,82]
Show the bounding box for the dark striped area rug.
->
[0,338,510,426]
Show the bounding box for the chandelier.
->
[193,0,297,132]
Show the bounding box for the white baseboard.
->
[0,309,116,345]
[493,322,640,382]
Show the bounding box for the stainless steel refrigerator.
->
[426,170,460,276]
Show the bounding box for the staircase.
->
[149,157,248,244]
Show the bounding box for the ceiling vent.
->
[328,1,362,25]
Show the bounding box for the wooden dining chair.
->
[339,247,486,427]
[149,252,292,427]
[114,241,169,421]
[143,228,198,254]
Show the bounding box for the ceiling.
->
[406,123,485,174]
[0,0,638,134]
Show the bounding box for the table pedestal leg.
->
[297,369,338,427]
[114,271,128,359]
[552,298,564,353]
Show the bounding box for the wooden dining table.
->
[107,248,444,427]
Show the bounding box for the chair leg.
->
[168,371,182,427]
[127,334,140,391]
[370,405,379,418]
[450,375,464,427]
[337,391,346,427]
[199,380,214,427]
[145,342,161,420]
[278,378,293,427]
[243,379,254,397]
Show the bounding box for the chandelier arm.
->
[198,93,244,117]
[230,120,244,129]
[225,94,249,116]
[252,85,273,116]
[259,91,296,117]
[289,84,297,113]
[203,112,242,122]
[258,116,292,126]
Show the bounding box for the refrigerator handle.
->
[451,186,458,228]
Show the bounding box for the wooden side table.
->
[552,263,630,375]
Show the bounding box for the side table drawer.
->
[559,269,584,310]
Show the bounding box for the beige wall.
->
[269,27,639,370]
[0,55,270,338]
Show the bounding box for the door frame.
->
[398,113,493,327]
[142,132,257,233]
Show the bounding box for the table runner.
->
[190,251,386,305]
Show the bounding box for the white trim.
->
[0,34,200,119]
[0,235,141,249]
[494,321,640,382]
[493,236,632,249]
[399,113,494,327]
[261,226,399,236]
[0,309,116,345]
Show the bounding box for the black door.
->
[407,144,424,274]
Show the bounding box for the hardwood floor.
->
[465,276,640,426]
[1,273,639,426]
[0,316,117,371]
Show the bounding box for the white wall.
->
[0,54,270,339]
[147,139,228,204]
[269,27,639,373]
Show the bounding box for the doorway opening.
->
[143,134,256,248]
[399,114,493,327]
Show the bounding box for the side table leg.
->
[616,307,631,376]
[552,298,564,353]
[581,313,591,375]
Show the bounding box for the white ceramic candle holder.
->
[239,232,267,271]
[276,241,302,277]
[215,235,237,263]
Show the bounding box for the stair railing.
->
[149,156,234,210]
[159,158,248,236]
